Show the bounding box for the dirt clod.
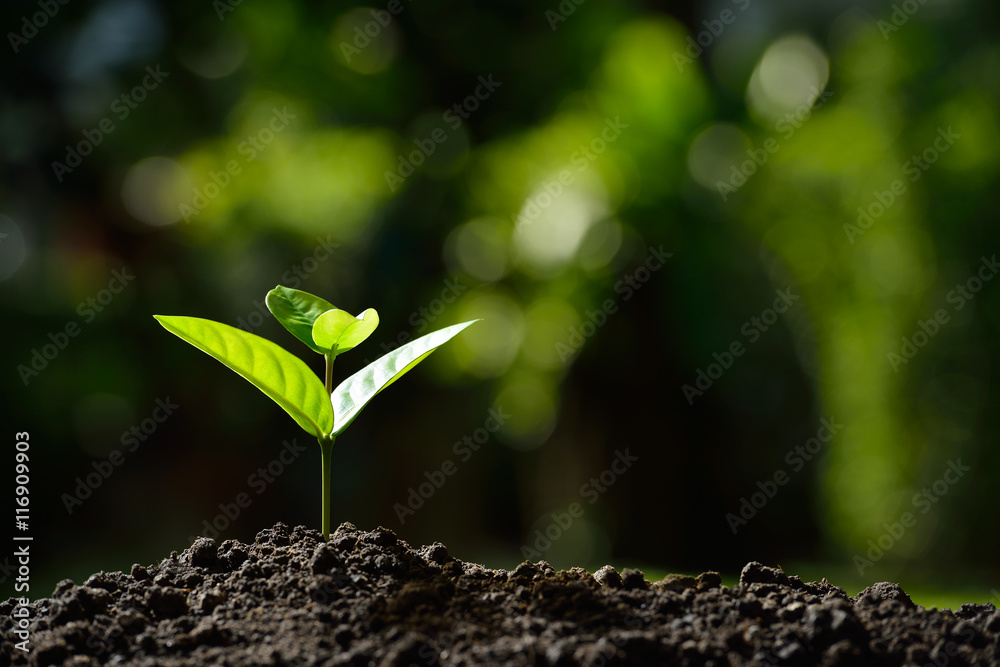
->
[2,523,998,665]
[184,538,218,569]
[593,564,623,589]
[857,581,915,607]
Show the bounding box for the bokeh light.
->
[747,34,830,124]
[4,0,1000,607]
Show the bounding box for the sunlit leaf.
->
[313,308,379,355]
[266,286,337,354]
[154,315,334,439]
[331,320,479,436]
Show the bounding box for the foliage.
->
[156,287,477,539]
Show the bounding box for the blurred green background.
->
[2,0,999,608]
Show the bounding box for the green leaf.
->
[330,319,478,436]
[265,286,337,354]
[154,315,335,439]
[313,308,379,355]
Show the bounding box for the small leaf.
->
[155,315,334,439]
[331,320,479,436]
[313,308,379,355]
[312,309,357,352]
[265,286,337,354]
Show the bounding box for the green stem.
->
[320,435,335,541]
[324,352,334,395]
[321,348,338,541]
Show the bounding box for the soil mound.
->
[3,522,998,665]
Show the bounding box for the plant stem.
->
[319,435,335,541]
[324,352,334,395]
[321,348,337,541]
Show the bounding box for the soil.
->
[2,523,998,666]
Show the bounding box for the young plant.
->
[154,286,477,541]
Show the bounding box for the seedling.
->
[155,286,478,541]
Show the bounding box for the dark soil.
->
[2,523,998,666]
